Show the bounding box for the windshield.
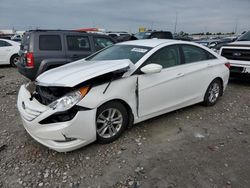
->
[86,45,152,64]
[237,31,250,41]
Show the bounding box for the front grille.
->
[221,48,250,61]
[21,102,43,121]
[230,66,244,73]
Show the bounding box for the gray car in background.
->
[16,30,116,80]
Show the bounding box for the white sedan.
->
[17,39,230,152]
[0,39,20,66]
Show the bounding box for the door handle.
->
[177,73,184,77]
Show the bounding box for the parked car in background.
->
[0,38,20,66]
[219,31,250,76]
[134,31,173,40]
[210,37,237,53]
[17,39,229,152]
[16,30,116,80]
[11,34,22,42]
[115,34,138,42]
[195,39,220,48]
[105,31,130,40]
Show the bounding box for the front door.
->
[138,45,186,117]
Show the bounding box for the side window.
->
[0,40,11,47]
[0,40,6,47]
[67,36,90,51]
[108,34,118,38]
[182,45,215,63]
[144,45,181,68]
[39,35,62,51]
[150,32,160,39]
[208,52,217,60]
[93,37,114,51]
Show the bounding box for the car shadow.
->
[0,64,13,68]
[229,75,250,86]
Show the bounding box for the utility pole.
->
[234,18,238,34]
[174,12,178,34]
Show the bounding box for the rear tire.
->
[96,101,128,144]
[203,79,222,106]
[10,54,19,67]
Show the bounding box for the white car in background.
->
[0,39,20,66]
[17,39,230,152]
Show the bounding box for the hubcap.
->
[208,82,220,103]
[13,57,19,63]
[96,108,123,138]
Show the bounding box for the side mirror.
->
[140,64,162,74]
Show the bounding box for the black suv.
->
[134,31,173,40]
[17,30,116,80]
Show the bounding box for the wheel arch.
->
[97,98,134,128]
[10,53,18,62]
[203,77,224,100]
[214,77,224,96]
[10,53,19,66]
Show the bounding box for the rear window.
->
[237,31,250,41]
[39,35,62,51]
[21,33,30,50]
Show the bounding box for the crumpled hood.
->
[36,59,133,87]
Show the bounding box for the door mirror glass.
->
[140,64,162,74]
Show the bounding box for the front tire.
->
[203,79,222,106]
[96,101,128,144]
[10,54,19,67]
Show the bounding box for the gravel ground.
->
[0,66,249,188]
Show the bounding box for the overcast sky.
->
[0,0,249,34]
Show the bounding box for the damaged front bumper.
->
[17,85,97,152]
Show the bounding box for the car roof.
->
[117,39,221,58]
[118,39,177,47]
[25,30,111,37]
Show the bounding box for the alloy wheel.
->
[208,82,220,103]
[96,108,123,138]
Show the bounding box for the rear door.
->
[178,44,218,100]
[65,34,93,62]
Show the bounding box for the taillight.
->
[224,62,230,69]
[25,52,34,68]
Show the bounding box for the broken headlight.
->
[48,86,90,112]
